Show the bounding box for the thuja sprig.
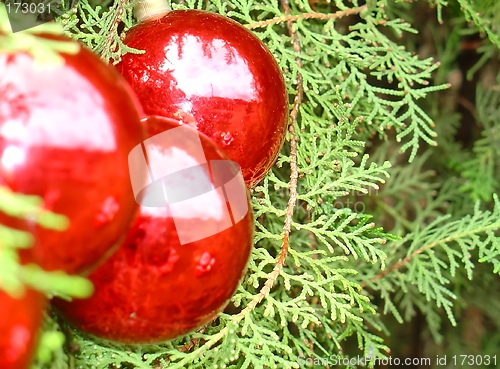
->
[0,187,92,299]
[245,5,368,29]
[365,195,500,326]
[457,0,500,48]
[458,84,500,202]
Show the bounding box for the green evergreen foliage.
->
[0,187,92,298]
[458,85,500,202]
[0,0,499,368]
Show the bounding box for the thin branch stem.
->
[361,235,451,288]
[364,220,500,287]
[246,5,367,29]
[231,0,303,317]
[365,245,427,286]
[279,0,302,282]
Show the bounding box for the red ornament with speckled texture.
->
[116,9,288,187]
[0,34,145,274]
[0,288,45,369]
[53,116,254,343]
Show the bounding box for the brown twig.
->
[246,5,367,29]
[458,96,478,121]
[279,0,302,277]
[177,326,207,352]
[362,235,458,288]
[101,0,126,61]
[230,0,303,316]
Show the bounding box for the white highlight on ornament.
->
[159,35,256,101]
[145,129,206,180]
[0,54,117,152]
[1,145,25,171]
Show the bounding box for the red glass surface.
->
[0,288,45,369]
[53,116,254,343]
[116,10,288,187]
[0,35,145,274]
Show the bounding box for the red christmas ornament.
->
[53,116,254,343]
[0,35,145,274]
[116,7,288,187]
[0,288,45,369]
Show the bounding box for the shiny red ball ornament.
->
[53,116,254,343]
[0,288,45,369]
[116,9,288,187]
[0,35,145,274]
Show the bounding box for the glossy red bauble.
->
[53,116,254,343]
[0,35,145,274]
[116,10,288,187]
[0,288,45,369]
